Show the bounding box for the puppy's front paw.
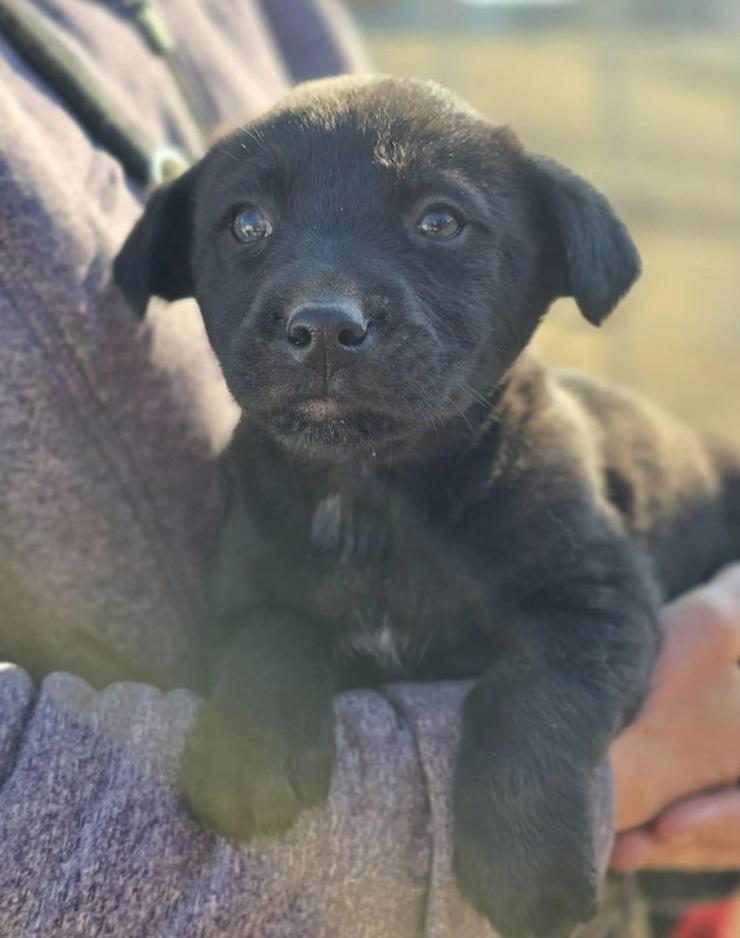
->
[180,701,335,842]
[454,760,599,938]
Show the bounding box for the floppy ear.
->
[113,167,197,318]
[528,156,640,326]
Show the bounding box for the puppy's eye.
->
[231,205,273,243]
[416,209,464,240]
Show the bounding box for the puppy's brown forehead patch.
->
[372,133,414,173]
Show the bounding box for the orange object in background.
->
[669,898,740,938]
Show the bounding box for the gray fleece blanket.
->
[0,2,611,935]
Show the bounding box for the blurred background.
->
[346,0,740,443]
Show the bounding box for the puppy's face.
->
[115,77,639,460]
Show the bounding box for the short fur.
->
[115,77,740,938]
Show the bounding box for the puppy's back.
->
[554,369,740,597]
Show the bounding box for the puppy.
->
[114,76,740,938]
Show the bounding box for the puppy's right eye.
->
[231,205,273,243]
[416,208,464,241]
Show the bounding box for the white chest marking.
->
[347,613,404,671]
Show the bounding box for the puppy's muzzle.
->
[286,300,370,376]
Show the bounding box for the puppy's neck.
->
[230,356,544,504]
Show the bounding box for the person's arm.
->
[0,664,615,937]
[610,564,740,871]
[0,666,431,937]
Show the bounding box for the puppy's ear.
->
[113,167,197,318]
[527,156,640,325]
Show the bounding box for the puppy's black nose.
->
[286,301,369,374]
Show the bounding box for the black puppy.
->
[115,77,740,938]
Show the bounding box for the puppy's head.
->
[115,76,639,459]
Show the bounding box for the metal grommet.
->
[148,145,190,186]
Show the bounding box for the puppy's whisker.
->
[237,125,268,152]
[214,147,240,163]
[458,382,491,409]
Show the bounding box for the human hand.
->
[609,564,740,869]
[611,786,740,870]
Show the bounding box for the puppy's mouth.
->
[295,397,353,422]
[258,395,408,456]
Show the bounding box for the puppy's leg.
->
[180,611,335,841]
[454,541,661,938]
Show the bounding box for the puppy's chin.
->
[253,403,410,461]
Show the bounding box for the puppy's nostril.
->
[288,324,313,348]
[338,323,367,348]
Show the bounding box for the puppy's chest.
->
[299,491,489,675]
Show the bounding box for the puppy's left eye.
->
[416,209,464,240]
[231,205,273,243]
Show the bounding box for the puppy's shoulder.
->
[490,356,606,498]
[551,368,722,536]
[552,367,712,482]
[488,359,717,521]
